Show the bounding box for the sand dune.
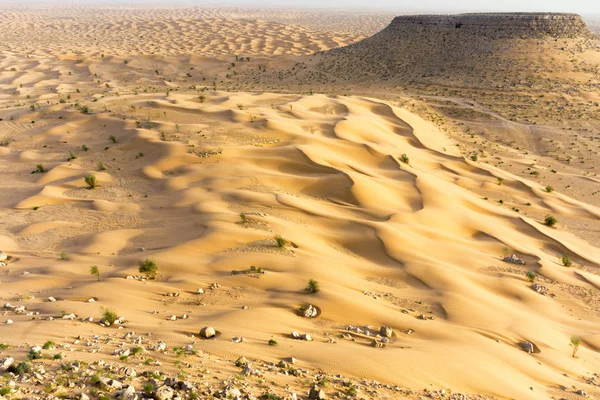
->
[2,86,600,398]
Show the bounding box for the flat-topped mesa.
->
[389,13,593,39]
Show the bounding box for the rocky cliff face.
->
[387,13,593,39]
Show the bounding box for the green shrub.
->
[400,154,409,164]
[570,336,580,357]
[525,271,536,283]
[139,259,158,279]
[27,349,42,360]
[268,339,278,346]
[562,254,572,267]
[82,144,89,151]
[544,215,557,227]
[8,361,31,376]
[98,161,106,171]
[90,265,100,281]
[274,235,287,248]
[42,340,56,350]
[102,308,118,325]
[85,174,98,189]
[109,135,117,143]
[306,279,320,293]
[32,164,47,174]
[67,151,77,161]
[545,185,554,193]
[240,212,247,224]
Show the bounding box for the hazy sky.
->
[6,0,600,16]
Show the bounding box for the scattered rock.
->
[503,254,525,265]
[154,385,175,400]
[309,385,327,400]
[303,304,318,318]
[0,357,14,371]
[519,341,535,354]
[199,326,216,339]
[380,326,393,338]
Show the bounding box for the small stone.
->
[519,341,535,354]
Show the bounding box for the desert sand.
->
[1,6,600,400]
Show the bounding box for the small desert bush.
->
[85,174,98,189]
[274,234,287,248]
[109,135,117,143]
[139,259,158,279]
[102,308,118,325]
[525,271,536,282]
[67,151,77,161]
[306,279,320,293]
[545,185,554,193]
[268,339,278,346]
[42,340,56,350]
[570,336,580,357]
[98,161,106,171]
[544,215,557,227]
[32,164,47,174]
[561,254,572,267]
[90,265,100,281]
[400,154,409,164]
[240,212,247,224]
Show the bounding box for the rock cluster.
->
[503,254,525,265]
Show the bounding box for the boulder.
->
[199,326,215,339]
[303,305,318,318]
[120,385,137,400]
[380,326,393,338]
[100,377,123,391]
[308,386,326,400]
[0,357,14,371]
[503,254,525,265]
[154,385,174,400]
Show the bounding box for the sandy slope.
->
[1,88,600,399]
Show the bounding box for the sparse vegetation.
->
[102,308,118,325]
[561,254,572,267]
[268,339,278,346]
[400,153,409,164]
[31,163,47,174]
[570,336,581,358]
[60,251,67,260]
[98,161,106,171]
[139,259,158,279]
[544,215,557,227]
[526,271,536,282]
[90,265,100,281]
[497,177,504,186]
[42,340,56,350]
[240,212,247,224]
[306,279,320,293]
[545,185,554,193]
[109,135,117,143]
[67,151,77,161]
[85,174,98,189]
[274,234,287,248]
